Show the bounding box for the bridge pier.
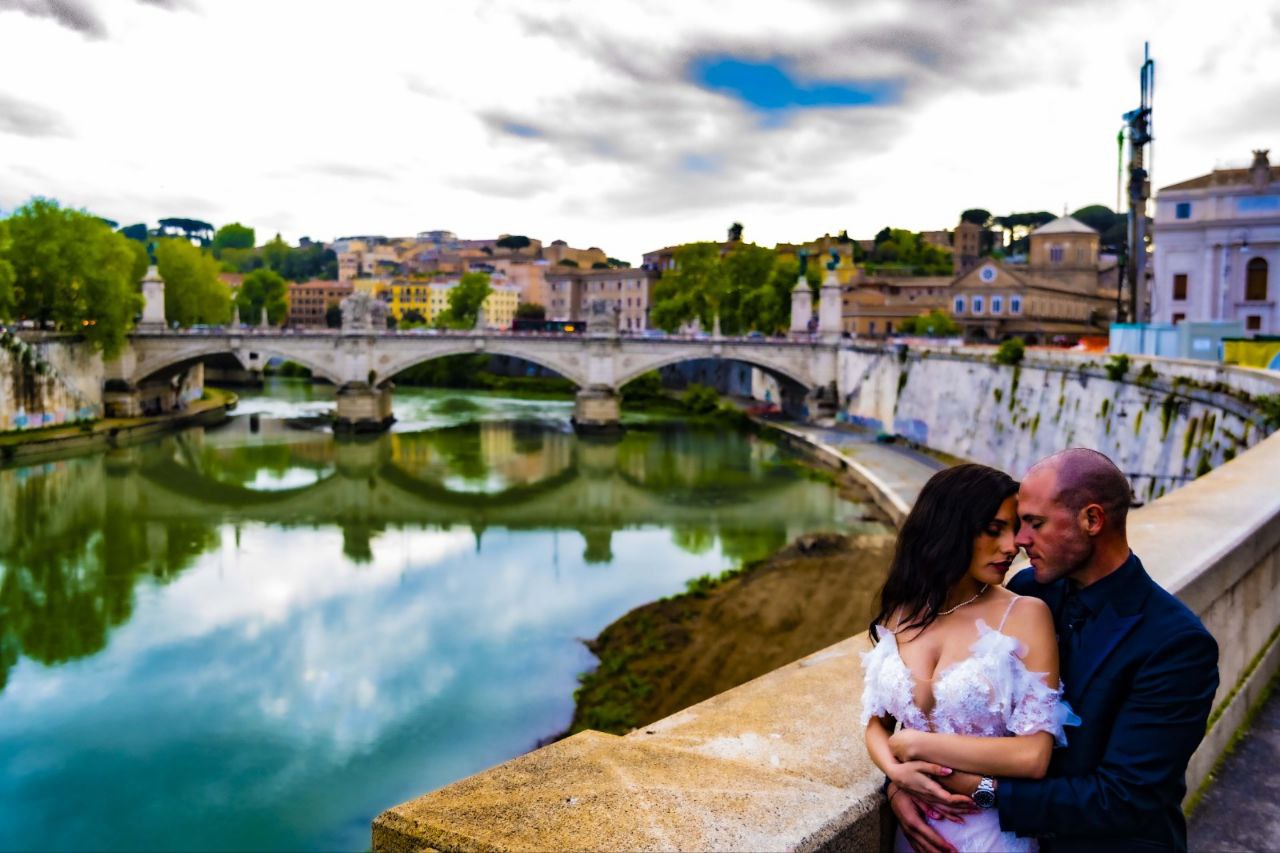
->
[572,386,622,435]
[334,383,395,434]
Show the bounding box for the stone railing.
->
[373,370,1280,852]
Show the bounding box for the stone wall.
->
[839,346,1280,499]
[0,332,104,431]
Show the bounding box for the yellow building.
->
[484,283,520,329]
[387,281,435,322]
[1223,337,1280,369]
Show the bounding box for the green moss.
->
[1223,447,1236,462]
[1183,419,1199,460]
[1008,365,1021,411]
[1104,354,1130,382]
[1031,412,1040,437]
[1134,407,1144,436]
[993,387,1004,404]
[1195,453,1212,478]
[1161,395,1177,440]
[897,367,910,396]
[1135,363,1158,385]
[1100,399,1110,419]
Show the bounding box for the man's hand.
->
[887,761,976,810]
[938,769,982,797]
[888,784,958,853]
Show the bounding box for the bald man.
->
[891,449,1218,853]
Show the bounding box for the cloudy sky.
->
[1,0,1278,262]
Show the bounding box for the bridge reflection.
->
[0,420,881,693]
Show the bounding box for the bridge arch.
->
[377,343,590,388]
[132,343,344,386]
[612,348,814,392]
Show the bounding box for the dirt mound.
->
[566,529,894,737]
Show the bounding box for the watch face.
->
[980,266,997,283]
[973,788,997,809]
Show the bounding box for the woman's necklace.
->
[939,584,989,616]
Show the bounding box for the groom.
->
[890,448,1219,852]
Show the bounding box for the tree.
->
[157,217,215,246]
[436,272,491,329]
[516,302,546,321]
[155,238,231,326]
[2,198,142,355]
[720,242,776,334]
[400,308,426,327]
[867,229,952,275]
[0,221,15,319]
[960,208,992,226]
[728,222,744,242]
[606,257,631,268]
[212,223,255,258]
[235,268,288,326]
[1070,205,1126,253]
[897,309,960,337]
[591,261,609,269]
[261,234,290,273]
[558,258,579,268]
[496,234,531,250]
[118,223,148,243]
[325,303,343,328]
[649,242,729,333]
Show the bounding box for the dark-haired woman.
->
[861,464,1076,853]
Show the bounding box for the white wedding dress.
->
[860,596,1078,853]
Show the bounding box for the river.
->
[0,380,885,851]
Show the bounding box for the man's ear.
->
[1079,504,1105,536]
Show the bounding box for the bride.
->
[861,464,1076,853]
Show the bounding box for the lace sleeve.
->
[1008,663,1081,747]
[858,629,898,728]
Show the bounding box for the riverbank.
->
[561,418,942,740]
[0,387,237,465]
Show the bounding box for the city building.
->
[841,273,953,337]
[947,215,1119,342]
[544,240,607,269]
[287,280,352,328]
[544,267,658,330]
[1153,149,1279,336]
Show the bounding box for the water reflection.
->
[0,406,885,851]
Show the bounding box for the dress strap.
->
[997,595,1021,631]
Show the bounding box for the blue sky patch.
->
[680,153,721,174]
[690,55,900,114]
[501,121,543,139]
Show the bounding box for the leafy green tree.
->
[261,234,291,274]
[650,242,729,333]
[211,223,255,258]
[118,223,148,243]
[219,247,262,274]
[436,272,491,328]
[720,242,776,334]
[867,229,952,275]
[961,209,993,226]
[606,257,631,268]
[3,198,142,355]
[897,309,960,337]
[325,302,343,328]
[155,238,231,326]
[516,302,546,320]
[400,308,426,327]
[235,268,288,326]
[1070,204,1126,253]
[728,221,744,242]
[558,258,579,267]
[0,221,15,319]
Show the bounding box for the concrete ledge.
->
[373,638,886,853]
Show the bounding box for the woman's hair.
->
[869,463,1018,640]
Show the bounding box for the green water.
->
[0,380,886,851]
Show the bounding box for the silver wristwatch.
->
[973,776,998,809]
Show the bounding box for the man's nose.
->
[1015,528,1032,548]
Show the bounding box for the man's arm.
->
[996,628,1218,839]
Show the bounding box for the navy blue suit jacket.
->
[997,554,1218,852]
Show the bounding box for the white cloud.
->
[0,0,1277,260]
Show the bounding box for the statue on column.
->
[339,291,389,332]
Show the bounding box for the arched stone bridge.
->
[105,330,843,431]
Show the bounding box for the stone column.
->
[804,384,838,423]
[138,266,167,332]
[818,268,843,340]
[572,386,622,435]
[789,277,813,337]
[333,382,395,434]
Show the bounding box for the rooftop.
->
[1030,215,1098,237]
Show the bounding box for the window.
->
[954,296,966,314]
[1172,313,1186,325]
[991,295,1003,314]
[1049,246,1064,263]
[886,321,893,334]
[1247,315,1262,331]
[1173,273,1188,301]
[1176,202,1192,219]
[869,321,877,334]
[1246,258,1268,301]
[1010,295,1022,314]
[972,295,984,314]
